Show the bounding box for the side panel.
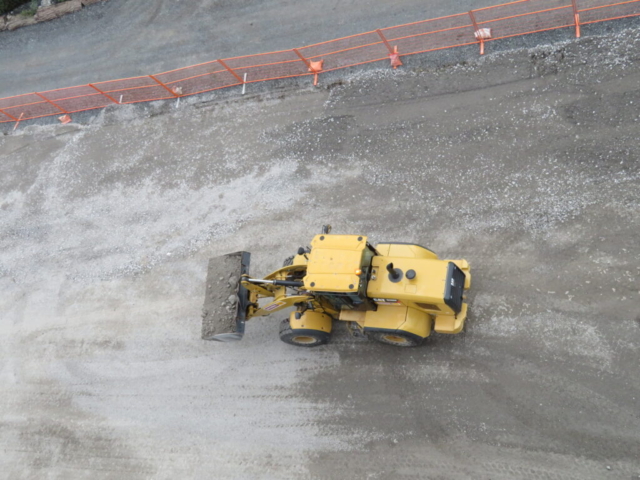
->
[338,309,366,323]
[289,311,333,333]
[402,307,433,338]
[434,303,468,334]
[363,305,407,330]
[363,305,431,339]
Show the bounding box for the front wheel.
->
[369,331,423,347]
[279,319,330,347]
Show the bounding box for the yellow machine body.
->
[289,311,332,333]
[303,234,367,293]
[337,241,470,337]
[207,229,470,346]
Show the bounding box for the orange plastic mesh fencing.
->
[1,0,638,124]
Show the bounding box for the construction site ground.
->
[1,25,640,480]
[0,0,500,97]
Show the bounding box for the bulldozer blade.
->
[201,251,251,342]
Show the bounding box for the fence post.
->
[34,92,68,114]
[292,48,310,69]
[217,60,244,84]
[375,29,394,54]
[13,112,24,131]
[0,107,19,122]
[571,0,581,38]
[468,10,484,55]
[88,83,120,104]
[293,48,323,86]
[376,29,402,69]
[149,75,180,97]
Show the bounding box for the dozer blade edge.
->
[201,251,250,342]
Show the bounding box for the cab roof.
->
[303,234,367,293]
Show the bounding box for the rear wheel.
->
[369,331,422,347]
[279,319,330,347]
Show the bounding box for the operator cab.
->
[303,234,377,312]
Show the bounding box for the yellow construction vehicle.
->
[202,226,470,347]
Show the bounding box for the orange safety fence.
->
[1,0,638,124]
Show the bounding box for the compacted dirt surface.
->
[0,0,499,97]
[1,28,639,479]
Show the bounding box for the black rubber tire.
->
[279,319,330,347]
[369,331,423,347]
[282,255,295,267]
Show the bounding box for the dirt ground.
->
[1,26,640,480]
[0,0,499,97]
